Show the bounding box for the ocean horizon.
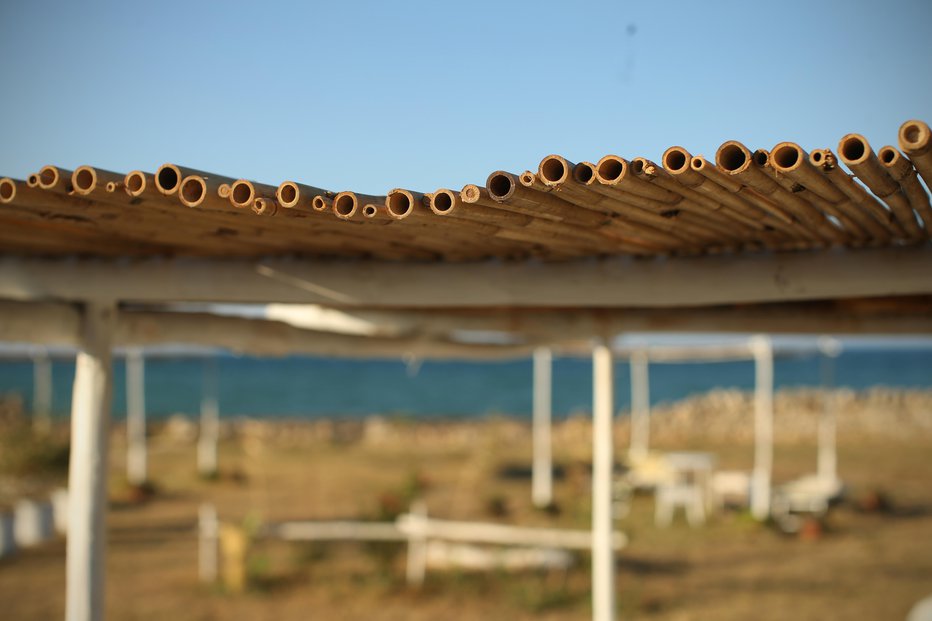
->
[0,345,930,421]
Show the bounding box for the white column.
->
[125,348,147,485]
[750,335,773,520]
[532,347,553,508]
[66,302,115,621]
[198,504,219,583]
[32,347,53,432]
[405,500,428,587]
[818,337,840,482]
[197,356,219,477]
[592,341,616,621]
[628,348,650,460]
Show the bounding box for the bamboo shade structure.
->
[1,120,929,262]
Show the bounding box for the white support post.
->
[125,348,147,486]
[818,337,840,483]
[197,357,219,477]
[405,500,428,587]
[198,504,219,583]
[532,347,553,508]
[32,347,53,433]
[628,348,650,461]
[592,341,616,621]
[750,335,774,521]
[66,302,115,621]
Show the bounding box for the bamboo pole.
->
[37,165,74,194]
[71,167,125,197]
[715,142,842,244]
[155,164,218,197]
[486,172,611,228]
[771,143,889,243]
[898,119,932,190]
[27,173,40,188]
[229,179,278,209]
[178,174,239,211]
[807,149,905,238]
[837,134,923,239]
[276,181,333,210]
[878,146,932,235]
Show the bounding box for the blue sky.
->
[1,0,930,195]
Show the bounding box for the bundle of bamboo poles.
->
[1,119,929,262]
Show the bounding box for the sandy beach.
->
[1,387,931,620]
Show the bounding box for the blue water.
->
[0,348,929,420]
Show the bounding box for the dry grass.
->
[0,411,930,620]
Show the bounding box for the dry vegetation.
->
[1,389,931,620]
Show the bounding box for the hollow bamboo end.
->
[538,155,571,187]
[124,171,147,197]
[429,189,457,215]
[631,157,650,177]
[252,197,277,216]
[752,149,770,168]
[573,162,596,185]
[0,178,16,203]
[276,181,300,208]
[386,189,414,219]
[230,180,255,208]
[595,155,627,185]
[519,171,536,187]
[837,133,872,167]
[105,182,119,193]
[333,192,358,219]
[179,175,207,207]
[662,147,692,174]
[770,142,806,173]
[808,149,830,169]
[38,165,62,190]
[362,203,380,218]
[486,171,516,202]
[26,174,39,188]
[155,163,182,195]
[715,141,752,174]
[898,120,930,154]
[312,195,330,211]
[461,184,482,204]
[218,183,231,199]
[72,165,101,195]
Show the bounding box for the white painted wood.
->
[32,348,53,432]
[818,338,841,483]
[750,335,774,520]
[125,348,147,485]
[66,302,115,621]
[629,349,650,460]
[592,341,616,621]
[1,245,930,307]
[198,504,219,583]
[50,488,69,535]
[197,358,219,477]
[273,521,405,542]
[532,347,553,508]
[13,499,54,546]
[405,500,428,587]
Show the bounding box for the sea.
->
[0,340,930,421]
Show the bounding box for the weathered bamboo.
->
[878,146,932,235]
[807,149,904,238]
[838,134,922,238]
[592,155,682,204]
[276,181,333,210]
[178,175,239,211]
[229,179,278,209]
[332,191,386,220]
[26,174,40,188]
[37,165,74,193]
[486,171,610,228]
[898,120,932,190]
[311,195,331,212]
[716,142,842,244]
[252,197,279,217]
[71,167,125,197]
[218,183,231,199]
[155,164,217,197]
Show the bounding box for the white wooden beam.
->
[1,245,930,307]
[592,341,616,621]
[66,302,115,621]
[750,335,774,520]
[125,348,147,486]
[531,347,553,508]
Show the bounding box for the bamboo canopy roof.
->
[2,121,931,263]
